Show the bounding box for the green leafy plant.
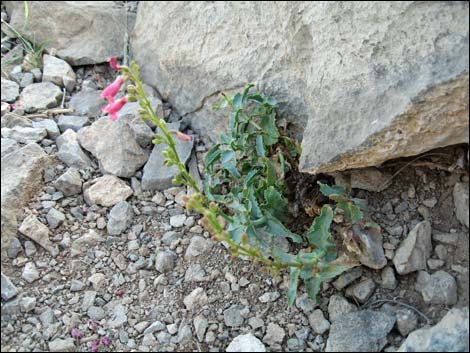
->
[105,60,378,306]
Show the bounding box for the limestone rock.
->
[78,117,148,178]
[142,123,193,190]
[393,221,432,275]
[5,1,131,65]
[54,168,83,196]
[69,90,106,117]
[83,175,133,207]
[42,54,76,92]
[398,307,469,352]
[1,143,49,253]
[1,126,47,144]
[227,333,266,352]
[57,115,89,133]
[1,138,19,158]
[107,201,134,236]
[131,2,468,174]
[326,310,396,352]
[17,82,62,113]
[32,119,60,140]
[56,129,93,169]
[1,78,19,102]
[1,272,19,301]
[19,215,58,256]
[415,270,458,305]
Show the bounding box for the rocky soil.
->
[1,2,469,353]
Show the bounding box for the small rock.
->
[32,119,60,139]
[143,321,166,335]
[20,296,36,312]
[183,287,208,310]
[7,237,22,258]
[135,321,150,333]
[1,138,19,158]
[107,201,134,235]
[19,215,58,255]
[193,315,208,342]
[352,225,387,269]
[83,175,133,207]
[24,241,37,256]
[328,295,357,322]
[19,72,34,88]
[427,258,445,270]
[263,323,285,346]
[1,272,19,301]
[42,54,76,92]
[223,305,245,327]
[81,291,96,312]
[54,167,83,196]
[56,129,93,169]
[393,220,432,274]
[71,229,103,256]
[87,306,106,321]
[398,308,469,352]
[432,231,460,246]
[88,273,108,291]
[332,267,363,290]
[415,270,457,305]
[350,167,391,192]
[57,115,89,132]
[396,308,418,337]
[259,291,280,303]
[309,309,330,334]
[2,126,47,143]
[454,182,469,228]
[184,236,210,260]
[70,279,85,292]
[326,310,396,352]
[155,250,177,273]
[49,338,76,352]
[1,78,19,102]
[46,208,65,229]
[227,333,266,352]
[18,82,62,113]
[422,197,438,208]
[69,89,106,117]
[381,267,398,290]
[22,262,40,283]
[176,322,192,344]
[295,293,316,314]
[170,214,186,228]
[345,278,376,304]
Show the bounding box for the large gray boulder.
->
[1,143,50,254]
[4,1,133,66]
[131,2,469,174]
[398,307,469,352]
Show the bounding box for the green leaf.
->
[305,277,322,303]
[266,160,278,187]
[307,205,334,248]
[260,112,279,146]
[317,181,346,197]
[213,96,229,111]
[221,151,241,178]
[249,187,262,219]
[232,93,243,110]
[287,267,301,307]
[265,213,302,243]
[264,186,287,220]
[242,84,255,102]
[243,169,259,188]
[204,145,223,168]
[256,135,266,157]
[336,201,364,224]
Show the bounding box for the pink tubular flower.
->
[70,328,83,339]
[87,319,99,332]
[90,339,101,352]
[100,76,125,101]
[102,96,128,121]
[100,336,112,347]
[108,57,120,70]
[170,130,192,142]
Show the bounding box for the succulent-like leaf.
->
[287,267,301,307]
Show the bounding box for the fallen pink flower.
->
[90,339,101,352]
[170,130,192,142]
[108,57,120,70]
[100,76,125,101]
[70,328,83,339]
[115,289,125,297]
[100,336,112,347]
[102,96,128,121]
[87,319,98,332]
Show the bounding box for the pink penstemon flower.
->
[70,328,83,339]
[108,57,120,70]
[170,130,192,142]
[100,76,125,102]
[102,96,128,121]
[100,336,112,347]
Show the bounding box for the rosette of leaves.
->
[201,85,372,305]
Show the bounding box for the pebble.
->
[396,308,418,337]
[170,214,186,228]
[1,273,19,301]
[328,295,357,322]
[415,270,457,305]
[155,250,177,273]
[227,333,266,352]
[263,323,285,346]
[183,287,208,311]
[22,262,40,283]
[309,309,330,334]
[258,291,280,303]
[20,296,37,313]
[223,305,245,327]
[345,278,376,304]
[381,267,398,290]
[184,236,210,260]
